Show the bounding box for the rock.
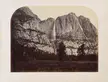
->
[55,12,86,40]
[11,7,55,54]
[55,12,98,55]
[78,15,98,41]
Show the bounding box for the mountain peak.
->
[79,15,90,21]
[68,12,76,16]
[47,17,55,21]
[17,6,35,17]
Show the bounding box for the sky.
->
[29,6,98,28]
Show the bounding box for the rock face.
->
[11,7,55,53]
[55,12,97,55]
[55,13,86,40]
[78,15,97,41]
[11,7,98,56]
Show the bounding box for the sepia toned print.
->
[11,6,98,72]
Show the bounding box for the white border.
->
[0,0,108,82]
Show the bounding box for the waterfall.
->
[53,23,56,40]
[52,23,57,55]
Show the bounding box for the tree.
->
[57,41,66,61]
[77,43,85,60]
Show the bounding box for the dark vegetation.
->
[15,61,98,72]
[11,40,98,61]
[11,40,98,72]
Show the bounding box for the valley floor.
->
[13,60,98,72]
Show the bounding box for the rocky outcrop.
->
[11,7,55,54]
[55,12,97,55]
[78,15,97,41]
[55,13,86,40]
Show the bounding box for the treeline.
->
[11,41,98,62]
